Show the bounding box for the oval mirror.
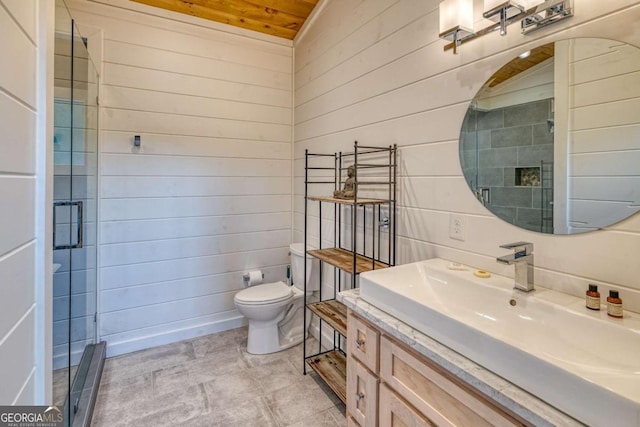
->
[460,38,640,234]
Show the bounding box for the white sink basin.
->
[359,258,640,427]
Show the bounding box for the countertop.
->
[338,288,582,427]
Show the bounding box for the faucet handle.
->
[499,241,533,256]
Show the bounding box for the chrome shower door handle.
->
[76,200,84,248]
[53,200,84,250]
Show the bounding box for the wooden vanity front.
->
[346,309,532,427]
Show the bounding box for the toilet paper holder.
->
[242,272,264,282]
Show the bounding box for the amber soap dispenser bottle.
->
[585,284,600,311]
[607,290,623,318]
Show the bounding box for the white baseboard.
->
[104,312,343,360]
[105,315,248,358]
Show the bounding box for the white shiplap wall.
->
[0,0,39,404]
[67,0,294,357]
[293,0,640,311]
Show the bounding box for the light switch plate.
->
[449,214,465,241]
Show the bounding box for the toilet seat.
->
[235,281,292,305]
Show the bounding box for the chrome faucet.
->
[497,242,534,292]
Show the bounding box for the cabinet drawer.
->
[347,356,379,427]
[348,311,380,372]
[379,383,435,427]
[380,336,523,427]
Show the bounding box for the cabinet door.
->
[348,311,380,373]
[380,336,523,427]
[347,356,379,427]
[379,383,435,427]
[347,414,361,427]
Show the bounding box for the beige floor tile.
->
[326,401,347,424]
[208,395,278,427]
[97,371,153,403]
[247,358,303,395]
[284,407,342,427]
[92,376,154,426]
[92,327,344,427]
[93,382,209,426]
[101,341,196,384]
[264,373,337,426]
[152,364,193,396]
[203,369,260,401]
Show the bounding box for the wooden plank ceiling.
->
[486,42,555,88]
[131,0,320,39]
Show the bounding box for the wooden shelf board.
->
[308,195,389,205]
[307,248,388,274]
[307,300,348,336]
[305,350,347,404]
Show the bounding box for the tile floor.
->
[52,365,78,406]
[91,327,346,426]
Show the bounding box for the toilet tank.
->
[289,243,319,292]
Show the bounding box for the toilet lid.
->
[235,281,292,305]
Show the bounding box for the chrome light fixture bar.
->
[440,0,573,53]
[483,0,540,36]
[521,0,573,34]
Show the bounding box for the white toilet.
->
[234,243,318,355]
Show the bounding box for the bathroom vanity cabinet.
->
[302,142,397,404]
[346,310,531,427]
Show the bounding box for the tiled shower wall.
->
[460,99,554,233]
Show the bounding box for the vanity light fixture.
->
[483,0,540,36]
[438,0,475,55]
[440,0,573,53]
[520,0,573,34]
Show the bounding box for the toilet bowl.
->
[234,243,318,355]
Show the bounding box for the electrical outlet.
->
[449,214,465,241]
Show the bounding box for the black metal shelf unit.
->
[302,141,397,403]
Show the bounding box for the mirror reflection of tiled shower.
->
[461,99,555,233]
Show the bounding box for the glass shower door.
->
[52,0,72,414]
[53,1,99,424]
